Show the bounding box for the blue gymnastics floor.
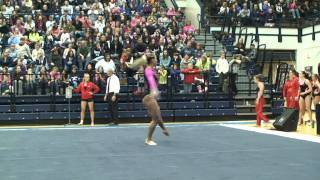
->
[0,123,319,180]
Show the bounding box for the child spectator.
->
[170,63,181,93]
[158,65,168,93]
[134,66,145,95]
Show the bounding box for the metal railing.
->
[0,69,232,112]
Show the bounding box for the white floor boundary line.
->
[221,124,320,144]
[0,123,220,131]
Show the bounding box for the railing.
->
[0,69,232,113]
[203,12,320,29]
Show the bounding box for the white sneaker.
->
[145,139,157,146]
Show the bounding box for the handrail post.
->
[9,73,16,113]
[204,23,207,44]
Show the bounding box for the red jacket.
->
[283,77,299,109]
[74,82,100,100]
[181,68,200,84]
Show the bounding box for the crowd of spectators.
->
[208,0,320,27]
[0,0,219,96]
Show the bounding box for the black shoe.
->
[109,122,119,126]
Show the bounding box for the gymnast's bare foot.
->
[163,129,170,136]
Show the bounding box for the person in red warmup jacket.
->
[74,73,100,126]
[181,63,200,93]
[283,69,299,109]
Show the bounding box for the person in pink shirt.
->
[131,54,170,146]
[288,0,300,19]
[131,13,145,28]
[167,7,178,17]
[183,20,196,35]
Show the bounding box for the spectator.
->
[49,66,61,95]
[264,8,276,27]
[218,2,230,15]
[158,65,168,92]
[25,67,36,95]
[170,63,181,93]
[275,0,284,19]
[69,66,80,88]
[8,28,22,45]
[159,49,171,69]
[229,55,242,95]
[64,50,77,73]
[0,49,13,72]
[0,66,11,95]
[194,43,205,59]
[95,53,116,74]
[195,55,211,92]
[234,38,246,55]
[288,0,301,19]
[261,0,271,16]
[49,46,63,70]
[216,52,229,92]
[181,63,200,93]
[8,44,18,60]
[183,20,196,35]
[38,66,49,95]
[181,41,195,57]
[32,42,45,73]
[95,66,106,91]
[28,28,42,46]
[251,4,261,25]
[110,36,123,58]
[17,37,32,61]
[13,65,25,95]
[239,3,251,25]
[77,40,91,70]
[180,54,194,71]
[85,63,95,82]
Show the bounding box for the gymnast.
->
[129,54,169,146]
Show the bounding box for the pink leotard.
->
[145,66,157,90]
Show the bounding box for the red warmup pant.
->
[256,97,269,126]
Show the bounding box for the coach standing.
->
[104,69,120,126]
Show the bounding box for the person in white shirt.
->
[17,37,32,59]
[216,52,229,92]
[61,0,74,15]
[46,15,55,32]
[95,53,116,73]
[104,68,120,125]
[94,16,105,33]
[31,42,45,74]
[60,29,71,45]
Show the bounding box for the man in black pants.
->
[104,69,120,125]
